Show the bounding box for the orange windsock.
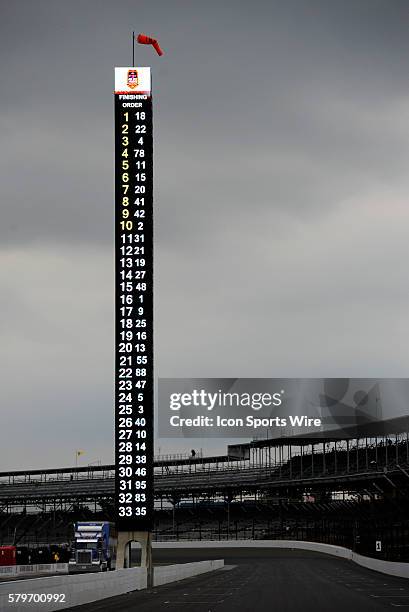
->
[137,33,164,56]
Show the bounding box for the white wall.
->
[0,568,146,612]
[154,559,224,586]
[153,540,409,579]
[0,560,224,611]
[0,564,68,578]
[154,540,351,557]
[352,551,409,579]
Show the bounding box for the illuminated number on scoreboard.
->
[114,68,153,531]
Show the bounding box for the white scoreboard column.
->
[114,67,154,533]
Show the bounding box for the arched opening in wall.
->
[128,540,142,567]
[116,531,152,571]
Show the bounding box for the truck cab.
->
[69,522,117,572]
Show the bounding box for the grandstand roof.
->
[242,414,409,450]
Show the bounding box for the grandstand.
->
[2,419,409,561]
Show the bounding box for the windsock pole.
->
[132,30,135,66]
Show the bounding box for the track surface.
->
[65,548,409,611]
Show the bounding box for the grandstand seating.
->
[1,436,409,560]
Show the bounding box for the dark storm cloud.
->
[1,0,409,248]
[1,0,409,468]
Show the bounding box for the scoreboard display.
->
[114,67,153,531]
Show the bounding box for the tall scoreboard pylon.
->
[114,67,153,579]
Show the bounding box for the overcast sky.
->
[1,0,409,470]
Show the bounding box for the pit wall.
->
[0,559,224,612]
[0,564,68,578]
[153,540,409,579]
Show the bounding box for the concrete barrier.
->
[154,559,224,586]
[352,552,409,579]
[0,566,16,577]
[16,565,36,575]
[0,564,69,577]
[153,540,351,558]
[0,560,224,611]
[153,540,409,579]
[0,568,147,612]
